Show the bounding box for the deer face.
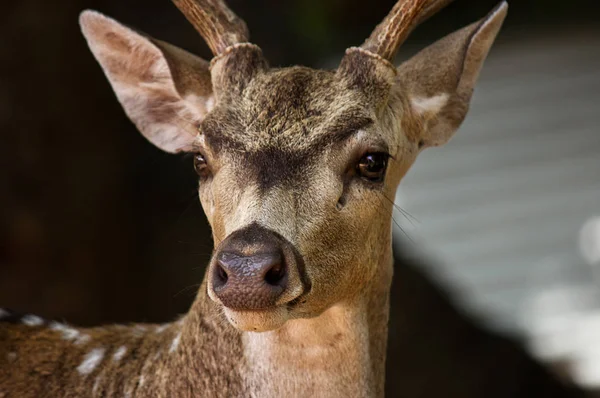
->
[195,65,417,330]
[80,0,507,331]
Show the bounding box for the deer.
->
[0,0,511,396]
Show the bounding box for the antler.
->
[361,0,455,61]
[171,0,250,56]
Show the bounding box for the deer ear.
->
[397,2,507,148]
[79,10,214,153]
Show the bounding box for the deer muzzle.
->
[208,222,307,315]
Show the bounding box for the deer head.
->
[80,0,507,332]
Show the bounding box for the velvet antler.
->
[361,0,455,60]
[171,0,249,56]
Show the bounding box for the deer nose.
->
[212,249,288,310]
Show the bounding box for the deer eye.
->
[193,153,209,177]
[356,152,388,183]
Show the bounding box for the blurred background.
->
[1,0,598,394]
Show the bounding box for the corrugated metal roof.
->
[392,32,600,385]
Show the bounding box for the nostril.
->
[218,264,228,283]
[264,262,286,287]
[213,262,228,289]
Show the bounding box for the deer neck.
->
[239,239,394,398]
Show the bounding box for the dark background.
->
[0,0,597,329]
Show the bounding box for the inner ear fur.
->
[80,10,214,153]
[397,2,508,148]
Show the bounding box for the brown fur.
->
[0,287,245,397]
[1,1,509,397]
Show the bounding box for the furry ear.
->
[397,2,508,148]
[80,10,214,153]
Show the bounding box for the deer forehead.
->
[202,66,393,154]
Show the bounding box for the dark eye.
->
[356,152,388,183]
[193,153,209,177]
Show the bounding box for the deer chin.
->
[222,306,289,332]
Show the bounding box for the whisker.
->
[381,193,420,225]
[173,283,201,298]
[374,194,414,244]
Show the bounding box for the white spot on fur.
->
[112,346,127,362]
[155,324,169,334]
[77,348,105,375]
[0,308,9,319]
[139,374,146,387]
[132,324,148,337]
[22,315,43,326]
[75,334,91,346]
[50,322,80,340]
[411,93,450,115]
[7,352,17,362]
[169,332,181,353]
